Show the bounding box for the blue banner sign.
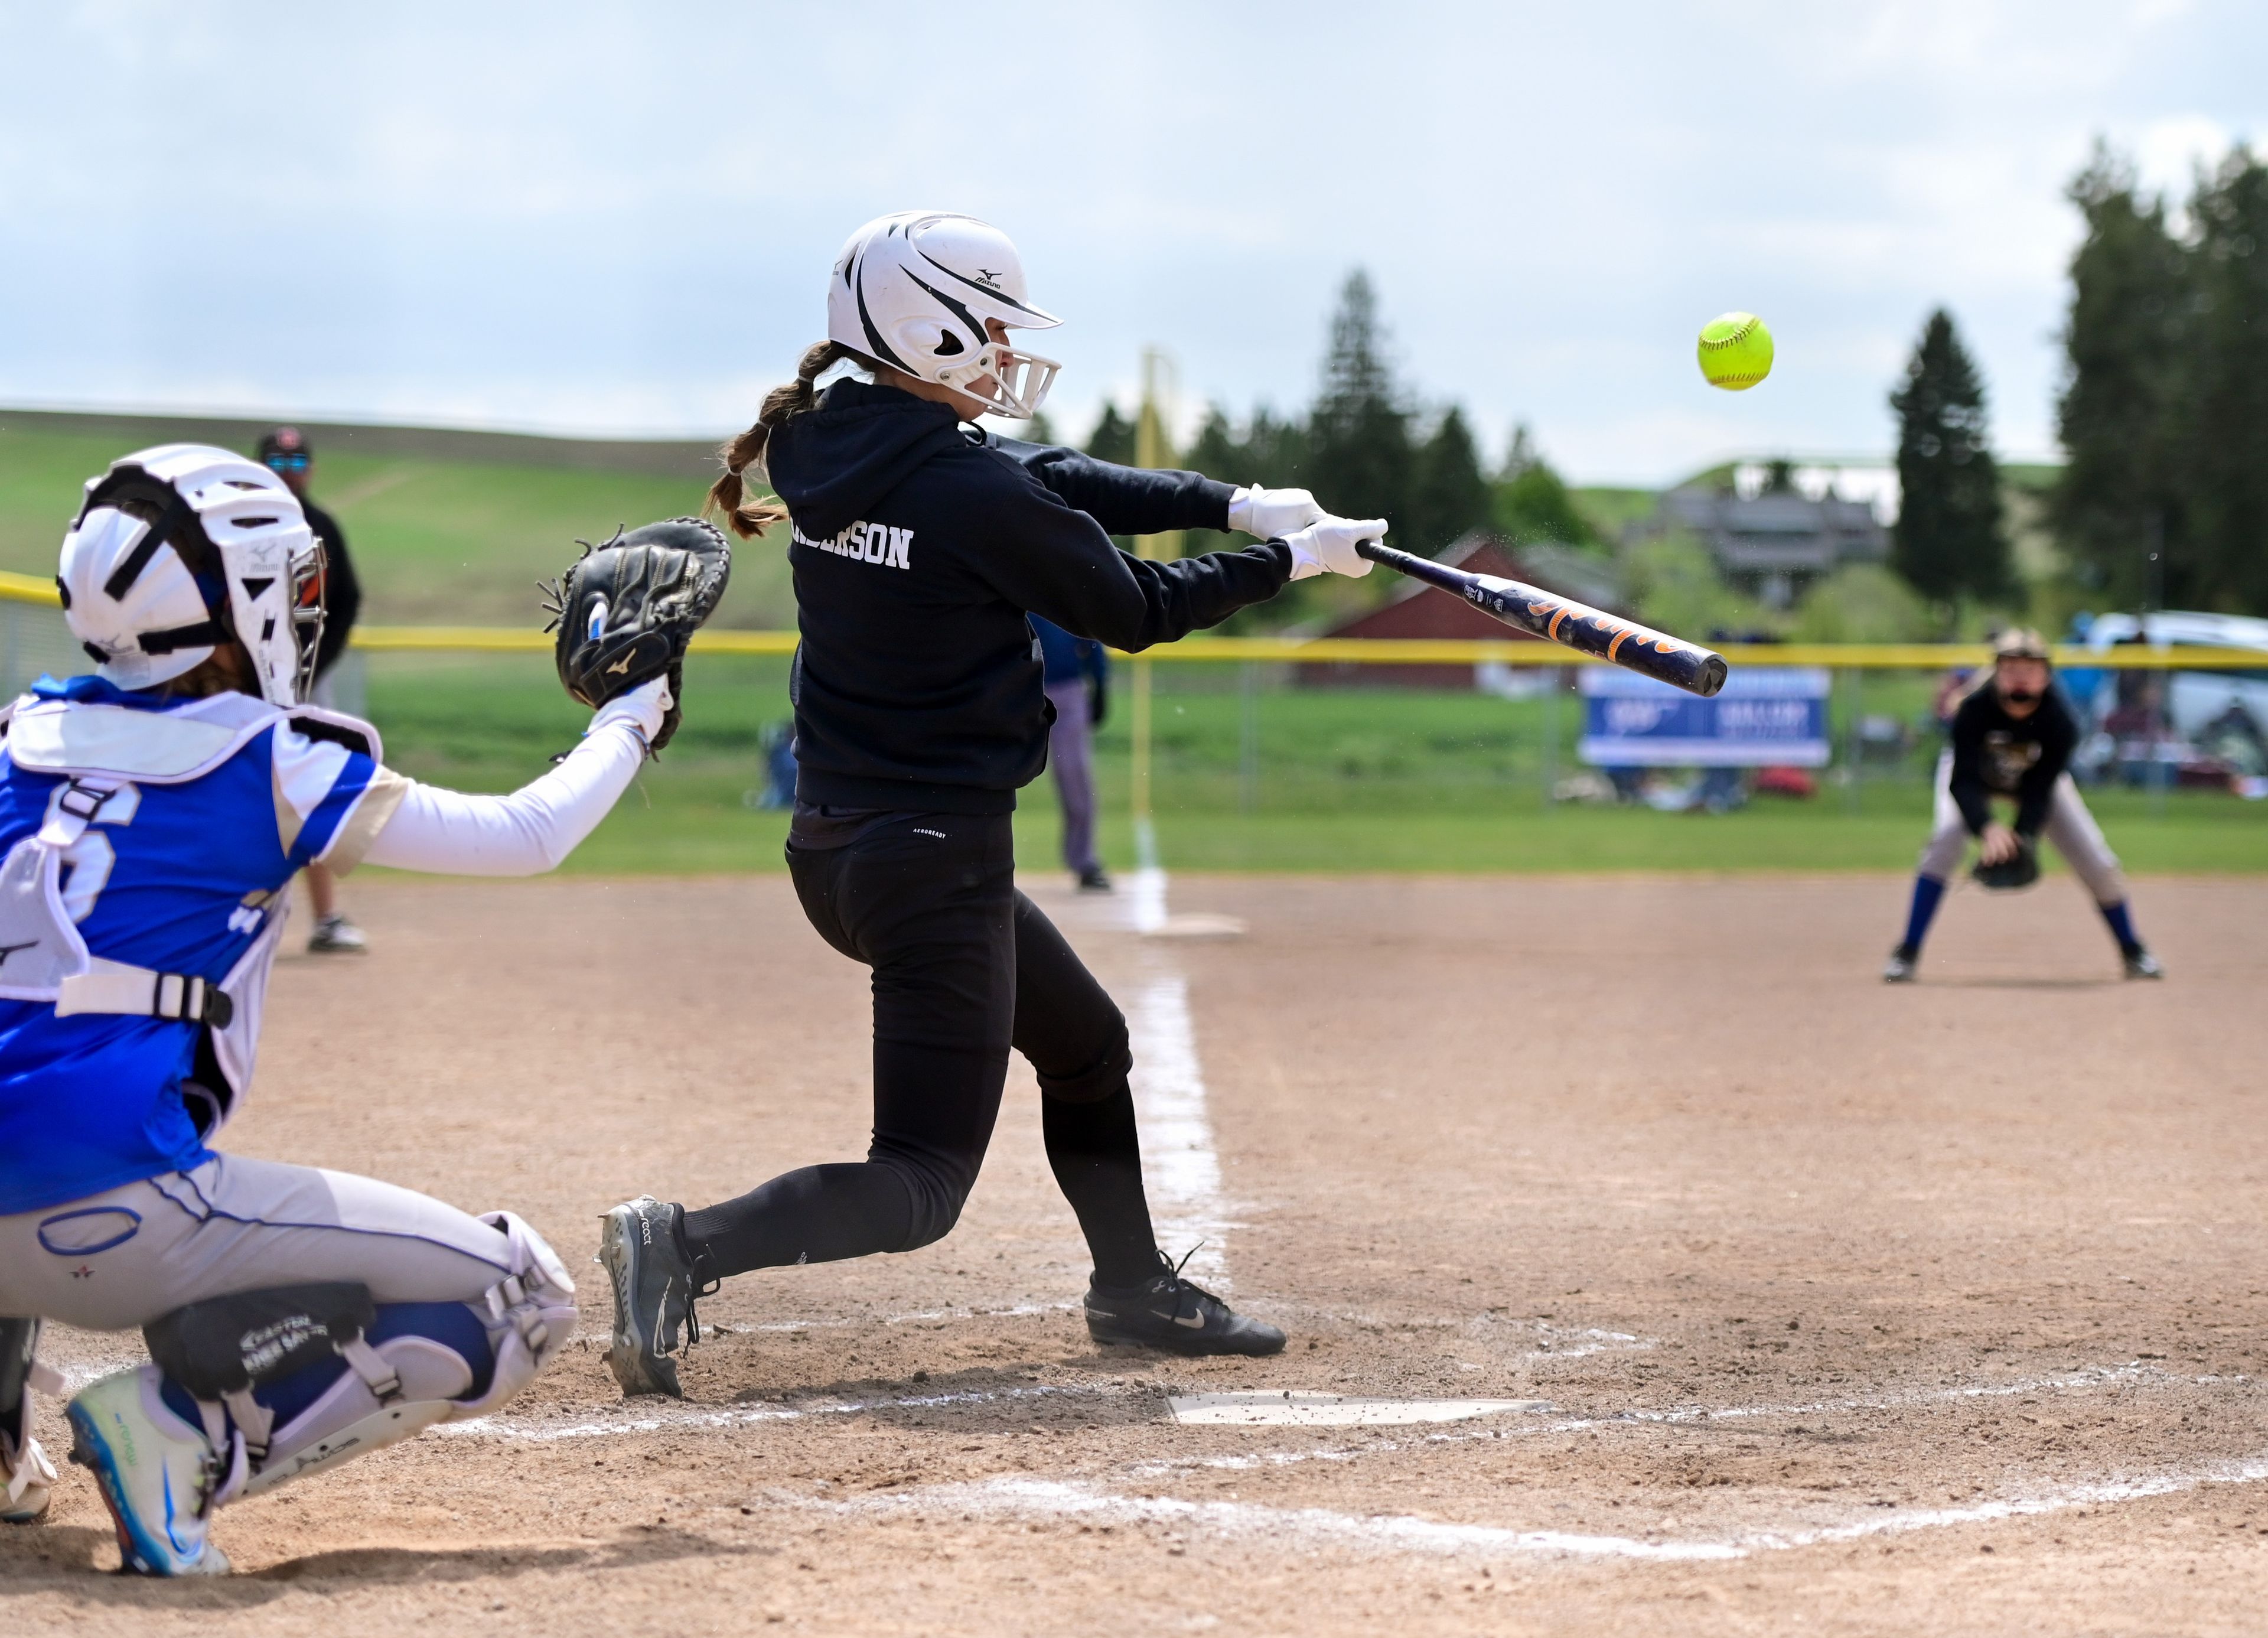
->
[1579,666,1830,768]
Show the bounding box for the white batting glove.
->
[1227,485,1325,540]
[590,676,673,745]
[1282,516,1386,581]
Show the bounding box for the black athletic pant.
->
[682,811,1162,1289]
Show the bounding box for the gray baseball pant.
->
[1917,751,2130,906]
[0,1153,516,1333]
[1045,678,1102,877]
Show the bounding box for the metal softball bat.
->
[1354,540,1729,698]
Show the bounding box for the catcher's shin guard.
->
[0,1317,59,1525]
[135,1214,576,1506]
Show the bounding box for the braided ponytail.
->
[706,340,865,539]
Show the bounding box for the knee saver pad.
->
[447,1210,578,1422]
[1035,1012,1132,1106]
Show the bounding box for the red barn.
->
[1295,533,1614,689]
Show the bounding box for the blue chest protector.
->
[0,678,380,1216]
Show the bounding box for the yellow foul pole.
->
[1131,348,1181,873]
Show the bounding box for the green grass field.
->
[356,653,2268,878]
[0,422,792,629]
[7,418,2262,878]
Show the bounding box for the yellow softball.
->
[1697,311,1774,391]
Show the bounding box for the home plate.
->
[1168,1392,1554,1427]
[1140,914,1247,940]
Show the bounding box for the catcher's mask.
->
[59,444,324,706]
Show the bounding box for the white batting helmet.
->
[826,211,1062,418]
[58,444,325,706]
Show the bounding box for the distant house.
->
[1644,470,1890,608]
[1297,533,1618,690]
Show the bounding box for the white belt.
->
[54,958,234,1028]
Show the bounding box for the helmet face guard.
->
[61,445,321,707]
[288,539,328,704]
[934,340,1061,419]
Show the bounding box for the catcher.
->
[0,448,724,1575]
[1884,627,2162,983]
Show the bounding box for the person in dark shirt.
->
[258,427,368,955]
[1885,627,2162,982]
[597,211,1379,1394]
[1031,614,1110,891]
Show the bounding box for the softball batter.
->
[1885,628,2162,982]
[0,446,700,1572]
[601,211,1384,1392]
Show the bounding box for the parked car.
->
[2068,612,2268,796]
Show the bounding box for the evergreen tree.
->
[1307,270,1413,532]
[1889,308,2012,613]
[1491,424,1598,546]
[1407,406,1492,552]
[1085,402,1137,466]
[2184,148,2268,613]
[2049,147,2192,607]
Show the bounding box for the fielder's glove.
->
[540,517,731,754]
[1970,836,2040,891]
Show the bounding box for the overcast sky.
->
[0,2,2257,484]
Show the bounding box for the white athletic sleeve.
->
[355,724,645,877]
[353,689,662,877]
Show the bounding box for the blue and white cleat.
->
[66,1367,232,1576]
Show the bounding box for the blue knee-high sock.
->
[2099,900,2142,955]
[1898,875,1947,955]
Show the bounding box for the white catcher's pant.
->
[1917,751,2130,906]
[0,1154,514,1330]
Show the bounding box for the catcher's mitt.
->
[1970,836,2040,891]
[540,517,730,753]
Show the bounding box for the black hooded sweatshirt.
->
[765,379,1294,813]
[1946,679,2078,837]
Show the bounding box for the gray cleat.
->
[2123,947,2165,980]
[597,1196,702,1398]
[1882,946,1918,984]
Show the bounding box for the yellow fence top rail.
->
[2,571,2259,668]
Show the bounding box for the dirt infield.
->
[7,871,2267,1636]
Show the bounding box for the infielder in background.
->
[256,426,369,955]
[1885,627,2162,982]
[1032,613,1110,892]
[600,211,1384,1393]
[0,445,690,1574]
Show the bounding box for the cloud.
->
[0,1,2257,482]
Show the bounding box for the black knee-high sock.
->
[683,1164,916,1279]
[1043,1083,1161,1288]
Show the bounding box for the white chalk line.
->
[1129,971,1234,1291]
[446,1357,2190,1454]
[438,1380,1129,1442]
[1117,1362,2182,1477]
[826,1456,2268,1565]
[1119,865,1234,1293]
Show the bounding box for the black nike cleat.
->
[1085,1252,1286,1357]
[597,1196,705,1398]
[1882,945,1918,984]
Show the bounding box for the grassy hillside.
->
[0,421,796,629]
